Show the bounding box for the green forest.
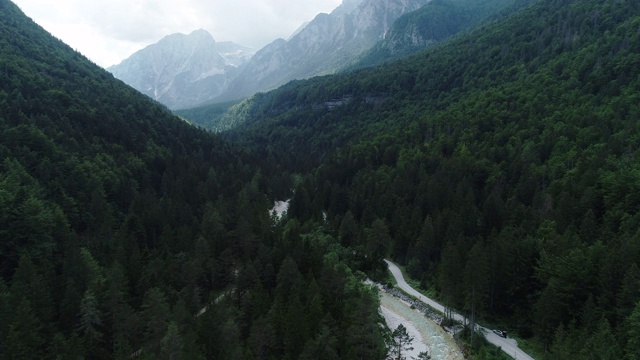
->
[0,1,385,359]
[2,0,640,358]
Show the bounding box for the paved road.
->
[385,259,535,360]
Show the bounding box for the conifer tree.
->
[388,324,414,360]
[79,289,103,344]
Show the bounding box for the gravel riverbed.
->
[379,289,464,360]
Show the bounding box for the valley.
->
[2,0,640,359]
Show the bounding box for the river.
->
[380,290,465,360]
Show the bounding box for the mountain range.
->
[178,0,529,130]
[109,0,431,109]
[215,0,431,102]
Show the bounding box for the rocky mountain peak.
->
[331,0,366,16]
[108,29,254,109]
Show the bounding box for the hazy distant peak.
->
[137,29,217,54]
[166,29,216,45]
[108,27,254,109]
[331,0,365,16]
[188,28,216,42]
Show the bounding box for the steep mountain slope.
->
[220,0,640,356]
[352,0,533,69]
[0,1,387,359]
[108,29,254,109]
[214,0,430,102]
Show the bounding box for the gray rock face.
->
[108,29,254,110]
[215,0,431,102]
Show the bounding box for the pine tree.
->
[388,324,414,360]
[160,321,184,360]
[4,298,45,359]
[142,287,170,346]
[464,241,490,346]
[78,289,103,344]
[625,301,640,360]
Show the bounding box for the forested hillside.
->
[221,0,640,357]
[0,1,386,359]
[174,99,243,132]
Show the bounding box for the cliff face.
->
[216,0,430,102]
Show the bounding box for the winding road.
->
[385,260,535,360]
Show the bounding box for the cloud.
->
[13,0,343,67]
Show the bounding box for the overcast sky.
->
[12,0,343,68]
